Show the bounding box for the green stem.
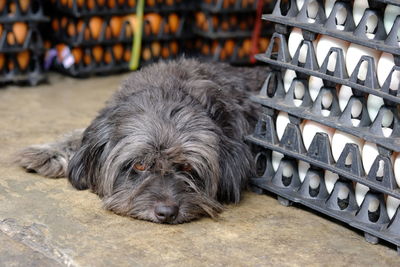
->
[129,0,145,70]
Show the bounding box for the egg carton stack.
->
[246,0,400,252]
[47,0,194,77]
[193,0,272,64]
[0,0,48,86]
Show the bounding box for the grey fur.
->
[15,58,268,224]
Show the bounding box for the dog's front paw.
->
[15,145,68,178]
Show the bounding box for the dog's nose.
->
[154,203,179,223]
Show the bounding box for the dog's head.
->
[68,87,225,224]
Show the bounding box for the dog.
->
[15,58,268,224]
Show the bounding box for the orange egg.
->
[19,0,30,12]
[169,41,178,55]
[242,39,252,55]
[51,19,59,31]
[87,0,95,9]
[224,39,235,56]
[67,0,73,8]
[146,0,155,6]
[220,20,229,31]
[0,1,6,12]
[61,17,68,28]
[105,26,112,39]
[0,53,5,70]
[112,44,123,60]
[142,47,152,60]
[8,60,14,71]
[92,45,103,63]
[89,17,103,40]
[144,13,162,35]
[71,47,83,64]
[17,50,30,70]
[104,50,112,64]
[44,40,52,49]
[123,15,136,37]
[161,46,169,58]
[259,38,269,53]
[237,47,245,58]
[168,13,179,34]
[77,20,84,34]
[195,12,206,29]
[108,0,125,8]
[123,48,131,62]
[12,22,28,45]
[127,0,136,7]
[83,52,91,65]
[67,22,76,36]
[201,43,210,55]
[110,16,122,38]
[151,42,161,57]
[0,24,3,38]
[9,3,17,14]
[56,43,67,61]
[211,16,219,31]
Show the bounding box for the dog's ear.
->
[217,137,253,203]
[67,107,112,194]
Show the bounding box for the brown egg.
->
[223,0,230,8]
[83,52,91,65]
[219,48,227,60]
[124,15,136,37]
[224,39,235,56]
[127,0,136,7]
[151,42,161,57]
[259,38,269,53]
[77,20,84,35]
[112,44,123,60]
[108,0,126,8]
[168,13,179,34]
[67,0,73,8]
[84,27,91,40]
[0,24,3,38]
[105,26,112,39]
[211,16,219,31]
[17,50,30,70]
[211,41,218,54]
[89,17,103,40]
[56,43,67,61]
[166,0,174,6]
[161,46,169,58]
[67,22,76,36]
[201,43,210,55]
[9,3,17,14]
[144,13,162,35]
[60,0,68,6]
[76,0,85,7]
[97,0,106,6]
[44,40,52,49]
[92,45,103,63]
[123,48,131,62]
[8,60,14,71]
[169,41,178,55]
[19,0,30,12]
[71,47,83,64]
[51,19,59,31]
[12,22,28,45]
[146,0,156,6]
[0,1,6,12]
[110,16,122,38]
[61,17,68,28]
[142,47,152,61]
[104,50,112,64]
[242,39,252,55]
[237,47,245,58]
[229,15,238,28]
[0,53,5,70]
[87,0,95,9]
[220,20,229,31]
[195,12,206,29]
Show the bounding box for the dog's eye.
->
[180,163,192,172]
[133,163,147,172]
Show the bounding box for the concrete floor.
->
[0,73,399,266]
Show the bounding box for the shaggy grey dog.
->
[16,58,268,224]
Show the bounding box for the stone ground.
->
[0,73,399,266]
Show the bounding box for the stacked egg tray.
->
[246,0,400,252]
[0,0,49,86]
[193,0,274,65]
[47,0,195,77]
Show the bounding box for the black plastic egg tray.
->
[52,40,183,77]
[246,0,400,252]
[0,52,46,86]
[200,0,261,13]
[50,13,192,47]
[0,1,48,86]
